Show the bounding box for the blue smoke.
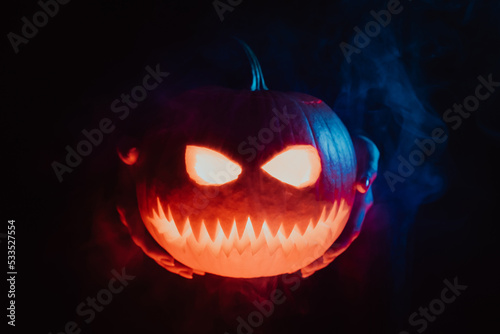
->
[203,0,478,327]
[334,27,449,325]
[89,0,496,330]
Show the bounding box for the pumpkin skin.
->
[126,86,358,278]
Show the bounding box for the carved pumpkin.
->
[117,41,378,278]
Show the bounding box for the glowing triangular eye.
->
[185,145,242,186]
[261,145,322,188]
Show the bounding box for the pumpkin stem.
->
[235,38,269,91]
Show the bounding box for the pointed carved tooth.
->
[328,199,350,240]
[277,224,286,240]
[289,224,307,251]
[166,205,174,222]
[318,205,327,224]
[260,221,275,252]
[150,201,183,241]
[184,218,206,257]
[156,197,165,219]
[277,225,293,256]
[221,220,239,257]
[160,221,181,241]
[310,221,332,246]
[303,220,315,239]
[325,225,334,245]
[182,218,193,238]
[236,218,256,255]
[308,222,321,245]
[150,204,160,221]
[204,219,219,242]
[250,219,267,255]
[150,213,167,234]
[151,208,159,221]
[150,199,163,226]
[148,214,162,232]
[324,201,338,228]
[327,206,334,221]
[244,218,257,240]
[197,221,212,245]
[208,220,224,256]
[339,200,350,221]
[147,197,351,275]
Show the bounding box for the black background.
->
[2,0,500,333]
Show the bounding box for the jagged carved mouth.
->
[142,197,351,278]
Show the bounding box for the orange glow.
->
[142,197,350,278]
[261,145,321,188]
[185,145,242,186]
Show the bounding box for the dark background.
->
[2,0,499,333]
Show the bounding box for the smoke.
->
[327,0,474,325]
[77,0,500,331]
[207,0,485,327]
[333,23,449,327]
[127,0,473,327]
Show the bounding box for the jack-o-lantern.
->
[117,41,379,278]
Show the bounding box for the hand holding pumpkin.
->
[115,41,379,279]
